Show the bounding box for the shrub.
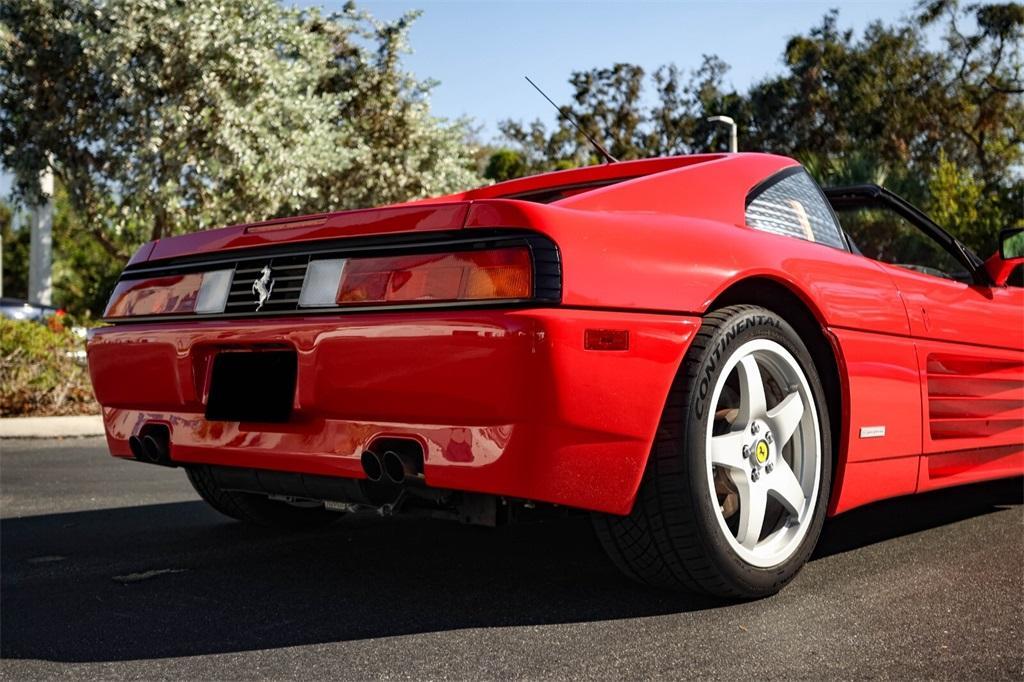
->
[0,319,98,417]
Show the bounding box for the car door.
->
[826,186,1024,490]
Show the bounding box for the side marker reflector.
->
[585,329,629,351]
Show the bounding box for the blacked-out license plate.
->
[205,350,297,423]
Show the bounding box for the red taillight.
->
[104,268,233,318]
[336,247,532,305]
[104,273,204,318]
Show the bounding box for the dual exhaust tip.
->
[361,448,423,485]
[128,427,172,466]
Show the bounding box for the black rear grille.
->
[225,254,310,313]
[111,230,561,322]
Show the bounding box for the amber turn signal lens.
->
[336,247,532,305]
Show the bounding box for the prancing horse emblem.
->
[252,265,274,311]
[754,439,770,464]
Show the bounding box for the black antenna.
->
[524,76,618,164]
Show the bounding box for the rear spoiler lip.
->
[142,202,473,263]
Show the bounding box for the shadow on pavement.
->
[1,476,1020,663]
[814,476,1021,558]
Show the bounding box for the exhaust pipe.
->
[383,449,423,485]
[130,426,172,465]
[360,450,384,483]
[141,434,166,464]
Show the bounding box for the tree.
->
[925,152,1007,255]
[310,3,481,207]
[49,183,123,316]
[746,3,1023,244]
[491,3,1022,256]
[0,0,480,264]
[0,201,28,299]
[647,57,750,156]
[495,119,579,175]
[484,149,528,182]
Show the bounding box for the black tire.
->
[593,304,832,598]
[186,465,339,529]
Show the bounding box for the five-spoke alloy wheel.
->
[594,304,832,598]
[704,339,821,568]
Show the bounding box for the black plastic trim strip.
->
[100,301,709,327]
[743,165,803,208]
[102,299,541,324]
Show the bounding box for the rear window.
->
[745,169,846,249]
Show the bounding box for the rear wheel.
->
[593,304,832,597]
[186,465,339,528]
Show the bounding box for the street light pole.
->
[28,164,54,306]
[707,115,738,153]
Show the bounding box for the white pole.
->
[707,115,738,153]
[28,165,54,306]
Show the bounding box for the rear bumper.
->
[88,308,699,514]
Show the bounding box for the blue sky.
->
[337,0,922,138]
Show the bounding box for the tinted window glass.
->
[746,170,846,249]
[832,206,969,282]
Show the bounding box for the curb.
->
[0,415,104,439]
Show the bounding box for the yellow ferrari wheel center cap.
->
[754,439,770,464]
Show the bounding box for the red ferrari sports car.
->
[87,153,1024,597]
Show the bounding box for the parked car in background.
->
[86,153,1024,598]
[0,297,64,323]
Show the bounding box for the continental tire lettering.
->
[694,314,781,419]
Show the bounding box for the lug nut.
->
[742,445,751,459]
[765,432,773,444]
[751,469,760,482]
[765,462,774,474]
[751,422,760,435]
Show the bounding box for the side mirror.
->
[985,227,1024,286]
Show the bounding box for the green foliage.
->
[494,3,1023,256]
[837,206,966,277]
[1,187,121,317]
[308,4,481,207]
[0,319,96,416]
[484,149,528,182]
[0,0,480,269]
[50,184,123,317]
[1,201,29,299]
[1003,228,1024,258]
[925,153,1007,256]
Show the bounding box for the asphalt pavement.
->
[1,437,1022,680]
